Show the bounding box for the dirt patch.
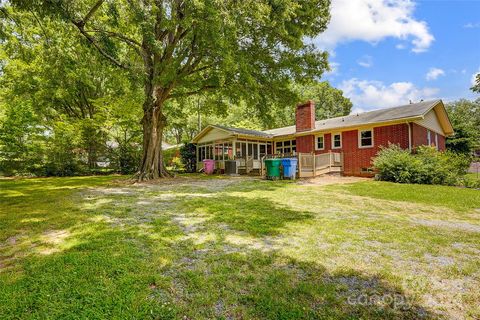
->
[411,218,480,233]
[41,229,70,245]
[298,175,371,186]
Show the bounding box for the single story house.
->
[191,99,454,176]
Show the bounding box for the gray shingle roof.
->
[263,99,441,137]
[212,125,273,138]
[196,100,446,142]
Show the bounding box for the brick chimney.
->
[296,100,315,132]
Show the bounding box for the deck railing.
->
[260,151,343,178]
[297,151,343,177]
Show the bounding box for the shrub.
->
[180,143,196,173]
[373,144,471,186]
[116,143,141,175]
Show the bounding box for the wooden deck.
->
[297,152,343,178]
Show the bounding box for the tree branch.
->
[67,0,132,69]
[167,84,217,99]
[72,20,130,70]
[85,29,142,48]
[83,0,105,25]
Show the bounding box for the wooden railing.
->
[297,151,343,178]
[260,151,343,178]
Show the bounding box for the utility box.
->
[225,160,237,175]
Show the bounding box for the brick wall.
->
[411,123,428,149]
[411,123,447,151]
[296,135,315,153]
[437,134,446,151]
[294,117,447,176]
[313,123,410,176]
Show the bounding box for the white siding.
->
[414,110,444,135]
[197,128,233,143]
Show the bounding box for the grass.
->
[1,175,479,319]
[327,180,480,212]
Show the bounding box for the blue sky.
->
[313,0,480,113]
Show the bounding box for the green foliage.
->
[6,0,333,178]
[0,103,45,176]
[43,121,82,176]
[0,6,143,177]
[163,147,183,171]
[180,143,196,173]
[445,99,480,154]
[297,81,353,120]
[115,143,140,175]
[262,81,353,128]
[373,144,471,186]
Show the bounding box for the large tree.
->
[445,98,480,154]
[0,9,142,169]
[8,0,331,180]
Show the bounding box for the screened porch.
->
[196,139,273,174]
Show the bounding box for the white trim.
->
[358,128,374,148]
[435,133,438,150]
[331,132,342,149]
[427,129,431,145]
[315,134,325,150]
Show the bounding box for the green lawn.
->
[1,175,479,319]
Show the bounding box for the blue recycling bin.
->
[281,158,298,179]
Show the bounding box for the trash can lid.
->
[281,157,297,164]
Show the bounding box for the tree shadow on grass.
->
[176,194,314,237]
[0,224,440,320]
[159,244,439,320]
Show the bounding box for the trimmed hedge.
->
[373,144,471,186]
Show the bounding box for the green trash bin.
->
[265,159,282,180]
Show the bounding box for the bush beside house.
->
[180,143,196,173]
[373,144,473,186]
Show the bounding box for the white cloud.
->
[426,68,445,81]
[357,55,373,68]
[314,0,434,53]
[339,78,439,111]
[464,22,480,29]
[395,43,407,50]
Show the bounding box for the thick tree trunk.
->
[135,85,172,181]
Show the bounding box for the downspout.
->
[407,122,412,152]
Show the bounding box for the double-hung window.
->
[359,129,374,148]
[316,135,324,150]
[332,133,342,149]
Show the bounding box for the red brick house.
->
[192,99,454,176]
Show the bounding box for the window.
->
[259,144,266,158]
[435,133,438,150]
[316,135,324,150]
[359,129,373,148]
[275,139,296,154]
[275,140,297,154]
[198,143,213,161]
[427,130,431,145]
[332,133,342,149]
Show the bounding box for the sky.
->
[313,0,480,113]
